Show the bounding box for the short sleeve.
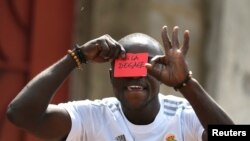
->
[58,100,92,141]
[181,107,204,141]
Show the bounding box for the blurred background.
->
[1,0,250,140]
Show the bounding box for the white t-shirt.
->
[59,94,204,141]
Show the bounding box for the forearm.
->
[179,78,234,130]
[7,54,76,128]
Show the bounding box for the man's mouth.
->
[127,85,144,91]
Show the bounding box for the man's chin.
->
[122,101,146,111]
[117,90,149,110]
[123,89,147,101]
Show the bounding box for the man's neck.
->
[122,98,161,125]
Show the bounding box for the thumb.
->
[145,63,163,80]
[145,63,154,72]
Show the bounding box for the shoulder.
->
[159,93,189,106]
[159,93,193,116]
[58,97,120,111]
[159,94,203,140]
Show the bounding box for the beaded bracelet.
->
[74,44,88,64]
[173,71,192,91]
[67,49,83,70]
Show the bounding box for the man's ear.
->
[109,68,114,84]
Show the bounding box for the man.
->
[7,26,233,141]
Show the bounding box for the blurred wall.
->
[0,0,73,140]
[205,0,250,124]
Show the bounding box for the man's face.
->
[110,40,163,111]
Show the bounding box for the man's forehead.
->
[119,33,164,56]
[123,43,162,56]
[124,35,151,44]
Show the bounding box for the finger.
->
[172,26,180,49]
[161,25,171,52]
[145,63,163,80]
[107,35,126,59]
[150,55,166,65]
[119,44,126,59]
[145,63,157,77]
[114,41,126,59]
[181,30,190,56]
[105,37,117,59]
[98,40,110,59]
[110,47,119,59]
[106,34,126,59]
[147,55,166,78]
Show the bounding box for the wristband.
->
[67,49,83,70]
[173,71,192,91]
[74,44,88,64]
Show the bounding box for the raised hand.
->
[145,26,190,87]
[80,34,126,63]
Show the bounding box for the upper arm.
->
[202,130,208,141]
[29,104,71,140]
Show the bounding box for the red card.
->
[114,53,148,77]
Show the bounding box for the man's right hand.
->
[80,34,126,63]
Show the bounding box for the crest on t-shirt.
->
[115,134,126,141]
[165,133,177,141]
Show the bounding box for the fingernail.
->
[121,53,126,59]
[144,63,151,67]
